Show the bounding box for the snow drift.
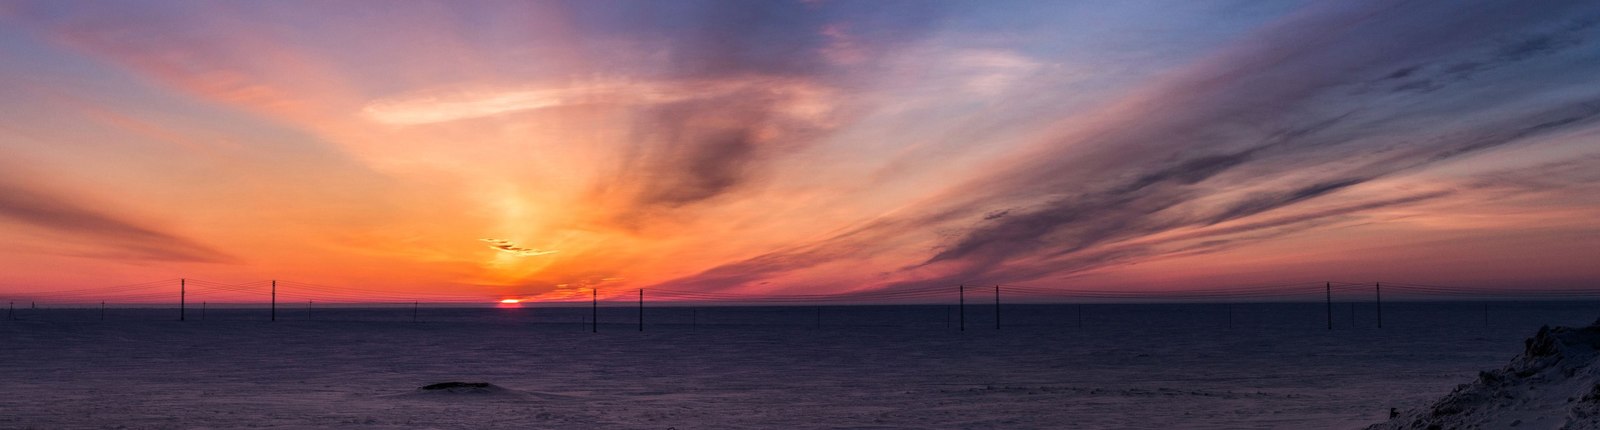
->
[1369,319,1600,429]
[386,381,524,401]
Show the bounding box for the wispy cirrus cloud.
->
[0,174,231,263]
[361,78,831,126]
[649,0,1600,291]
[480,239,557,257]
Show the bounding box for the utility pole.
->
[180,278,186,322]
[101,301,105,321]
[271,280,277,322]
[413,301,419,323]
[638,289,644,332]
[1078,304,1083,329]
[592,289,598,333]
[1376,282,1382,329]
[815,307,821,330]
[1227,304,1233,330]
[202,302,207,321]
[7,302,12,320]
[959,285,965,332]
[1484,302,1489,327]
[308,300,312,320]
[1325,282,1332,330]
[994,285,1001,330]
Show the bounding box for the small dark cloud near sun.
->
[479,239,557,257]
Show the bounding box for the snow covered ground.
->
[2,302,1597,429]
[1367,318,1600,429]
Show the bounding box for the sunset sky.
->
[1,1,1598,301]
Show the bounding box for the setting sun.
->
[498,299,520,304]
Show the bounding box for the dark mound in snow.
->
[416,382,508,395]
[1368,319,1600,430]
[389,381,573,402]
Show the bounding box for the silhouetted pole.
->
[591,289,598,333]
[959,285,965,332]
[180,278,187,321]
[101,301,105,321]
[413,301,419,323]
[945,306,951,329]
[1349,302,1354,327]
[638,289,643,332]
[1077,304,1083,328]
[1325,282,1332,330]
[693,308,698,330]
[1375,282,1382,329]
[308,300,312,320]
[994,285,1001,330]
[815,306,821,329]
[7,302,12,320]
[1227,304,1233,329]
[202,302,207,321]
[1484,302,1489,327]
[271,280,277,322]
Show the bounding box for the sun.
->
[499,299,521,304]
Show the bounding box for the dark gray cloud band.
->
[0,177,231,263]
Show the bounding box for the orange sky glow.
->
[1,1,1598,303]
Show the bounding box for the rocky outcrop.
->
[1368,320,1600,429]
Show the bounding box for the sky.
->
[1,0,1598,302]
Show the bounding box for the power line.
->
[8,278,1600,306]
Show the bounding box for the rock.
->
[1367,319,1600,429]
[417,382,506,394]
[421,382,490,390]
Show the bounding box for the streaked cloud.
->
[362,78,832,126]
[0,172,231,263]
[480,239,558,257]
[949,50,1044,96]
[649,0,1600,292]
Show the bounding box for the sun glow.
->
[499,299,521,304]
